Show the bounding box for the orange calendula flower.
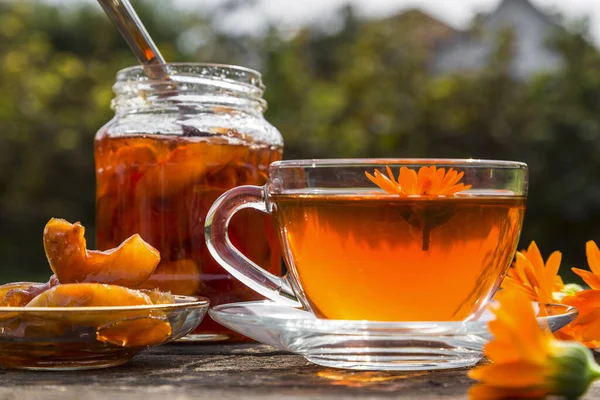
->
[572,241,600,289]
[469,288,600,400]
[556,290,600,349]
[365,165,471,196]
[554,241,600,347]
[501,241,564,314]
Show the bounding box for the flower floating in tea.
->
[469,288,600,400]
[365,165,471,197]
[365,166,471,250]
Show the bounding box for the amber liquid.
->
[272,193,525,321]
[95,134,282,339]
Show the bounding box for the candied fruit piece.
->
[140,288,176,305]
[1,276,59,307]
[96,143,157,199]
[43,218,160,288]
[139,259,201,296]
[114,144,157,169]
[97,317,172,348]
[26,283,153,307]
[0,283,38,306]
[21,284,173,344]
[138,142,249,197]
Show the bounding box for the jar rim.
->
[112,62,267,114]
[116,63,264,90]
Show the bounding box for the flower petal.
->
[524,243,541,267]
[541,251,562,300]
[365,170,402,194]
[526,242,546,286]
[416,166,433,194]
[576,314,600,343]
[572,268,600,290]
[446,183,471,194]
[440,169,458,188]
[488,290,550,364]
[586,241,600,275]
[515,253,536,285]
[545,251,562,285]
[553,275,565,292]
[430,167,445,193]
[563,290,600,318]
[385,165,395,182]
[483,340,526,364]
[398,167,417,194]
[451,171,465,187]
[501,277,536,300]
[468,362,547,388]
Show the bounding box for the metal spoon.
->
[97,0,170,80]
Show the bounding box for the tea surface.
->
[95,134,282,337]
[272,193,525,321]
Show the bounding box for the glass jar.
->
[94,64,283,341]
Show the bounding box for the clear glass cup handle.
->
[204,185,302,308]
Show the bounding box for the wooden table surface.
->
[0,343,599,399]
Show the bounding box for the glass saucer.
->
[209,301,577,371]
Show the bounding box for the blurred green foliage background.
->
[1,0,600,282]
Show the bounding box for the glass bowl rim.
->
[0,295,209,313]
[270,158,528,169]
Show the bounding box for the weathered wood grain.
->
[0,344,598,399]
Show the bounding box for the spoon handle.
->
[97,0,169,80]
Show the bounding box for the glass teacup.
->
[205,159,527,322]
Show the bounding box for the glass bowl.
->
[0,295,209,370]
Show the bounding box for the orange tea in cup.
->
[272,194,525,321]
[205,159,528,322]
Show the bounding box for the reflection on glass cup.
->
[205,159,528,322]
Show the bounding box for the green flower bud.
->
[550,341,600,399]
[562,284,585,296]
